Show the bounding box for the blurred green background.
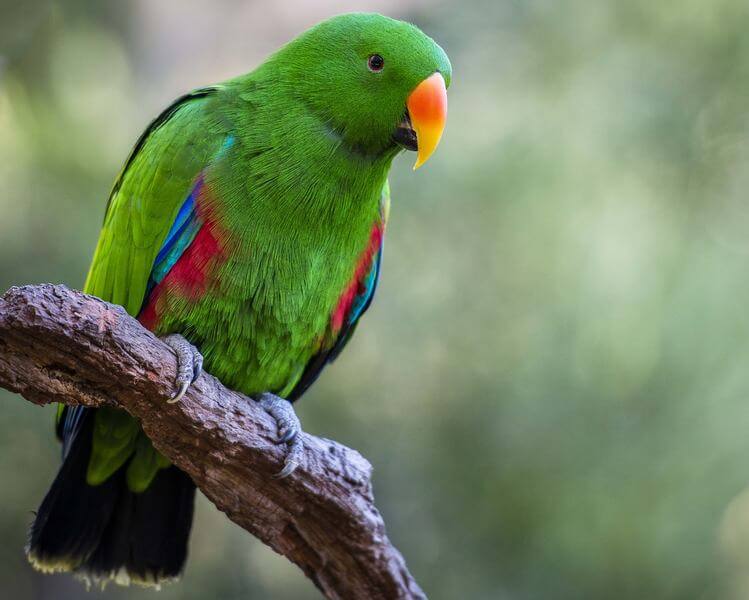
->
[3,0,749,598]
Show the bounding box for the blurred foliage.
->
[3,0,749,598]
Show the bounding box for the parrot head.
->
[279,13,451,169]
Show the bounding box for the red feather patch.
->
[331,223,383,333]
[138,178,228,331]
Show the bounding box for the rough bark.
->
[0,284,425,600]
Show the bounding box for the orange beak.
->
[407,72,448,170]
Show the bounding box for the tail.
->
[27,408,196,587]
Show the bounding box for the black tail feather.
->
[81,465,196,585]
[28,410,120,572]
[28,407,196,587]
[125,466,196,583]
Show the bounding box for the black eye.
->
[367,54,384,72]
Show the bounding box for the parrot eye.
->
[367,54,384,72]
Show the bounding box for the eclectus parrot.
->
[27,12,450,586]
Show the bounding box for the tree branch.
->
[0,284,425,600]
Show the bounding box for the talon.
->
[168,380,189,404]
[258,392,304,477]
[161,334,203,404]
[192,354,203,384]
[278,428,297,444]
[274,459,299,479]
[274,435,304,478]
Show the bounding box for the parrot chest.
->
[141,202,383,398]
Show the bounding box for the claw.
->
[273,459,299,479]
[192,351,203,384]
[258,392,304,478]
[161,334,203,404]
[273,434,304,478]
[278,427,297,444]
[168,380,190,404]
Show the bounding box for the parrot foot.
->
[258,392,304,478]
[161,334,203,404]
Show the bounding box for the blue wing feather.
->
[147,135,235,296]
[346,246,382,328]
[153,193,197,267]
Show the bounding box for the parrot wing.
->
[59,86,230,491]
[84,86,225,315]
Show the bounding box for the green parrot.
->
[27,12,450,586]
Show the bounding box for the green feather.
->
[86,407,139,486]
[84,87,227,316]
[126,434,171,493]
